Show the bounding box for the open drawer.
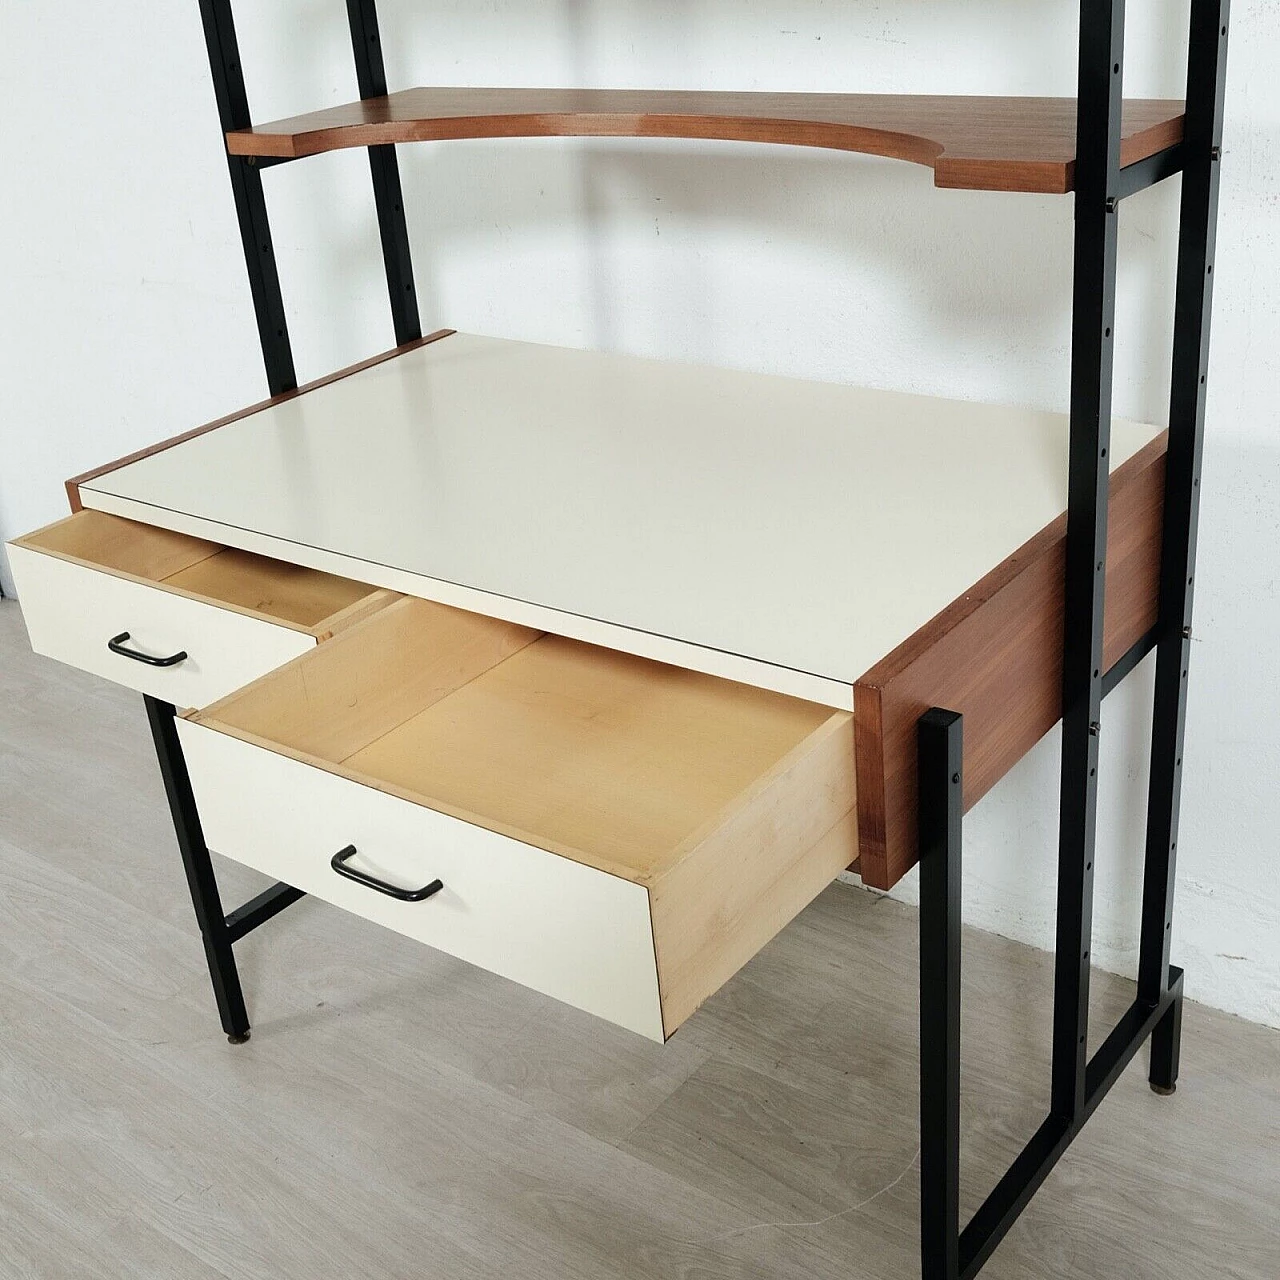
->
[177,596,857,1040]
[8,510,395,708]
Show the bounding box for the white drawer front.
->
[8,544,316,707]
[177,719,666,1042]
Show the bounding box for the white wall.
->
[1,3,1276,1028]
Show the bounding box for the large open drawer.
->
[8,510,395,707]
[178,596,856,1041]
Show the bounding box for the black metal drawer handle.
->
[108,631,188,667]
[330,845,443,902]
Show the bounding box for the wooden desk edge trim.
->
[64,330,458,514]
[854,430,1168,890]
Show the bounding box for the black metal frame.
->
[155,0,1227,1271]
[918,2,1229,1276]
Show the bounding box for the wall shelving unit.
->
[73,2,1245,1277]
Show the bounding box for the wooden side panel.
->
[855,433,1166,890]
[649,712,857,1037]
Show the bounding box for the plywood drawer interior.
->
[183,596,858,1039]
[8,509,396,705]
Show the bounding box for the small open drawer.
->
[8,510,395,708]
[178,596,857,1040]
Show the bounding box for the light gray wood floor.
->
[1,597,1276,1280]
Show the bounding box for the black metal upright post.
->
[1051,0,1127,1126]
[919,709,964,1280]
[1139,0,1230,1093]
[197,0,297,395]
[346,0,423,346]
[144,696,251,1043]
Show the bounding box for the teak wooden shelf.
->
[226,88,1186,194]
[12,1,1230,1278]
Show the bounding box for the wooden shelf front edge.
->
[227,90,1185,195]
[854,431,1167,890]
[65,331,456,513]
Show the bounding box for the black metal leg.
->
[144,696,251,1044]
[919,709,964,1280]
[1149,968,1184,1095]
[1137,0,1229,1095]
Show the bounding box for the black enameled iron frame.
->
[145,5,1229,1273]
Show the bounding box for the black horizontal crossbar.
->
[1118,143,1186,200]
[1102,625,1159,697]
[225,881,306,942]
[957,970,1182,1278]
[959,1113,1072,1278]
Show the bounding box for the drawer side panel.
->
[649,712,857,1037]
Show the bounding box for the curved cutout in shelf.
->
[227,89,1185,194]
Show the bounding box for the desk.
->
[9,330,1165,1042]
